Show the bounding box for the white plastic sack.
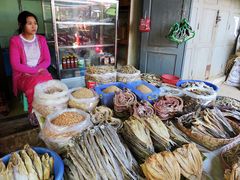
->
[182,87,217,106]
[225,58,240,87]
[117,70,141,83]
[39,108,92,152]
[34,80,68,100]
[85,72,117,84]
[68,87,99,112]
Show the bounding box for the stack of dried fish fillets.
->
[0,144,54,180]
[177,107,240,150]
[224,160,240,180]
[141,143,203,180]
[63,124,141,180]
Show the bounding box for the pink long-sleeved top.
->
[9,34,51,96]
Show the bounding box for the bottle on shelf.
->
[62,56,67,69]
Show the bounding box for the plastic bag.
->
[34,80,68,100]
[182,87,217,106]
[117,70,141,83]
[39,108,92,152]
[68,87,99,112]
[32,101,68,118]
[225,58,240,87]
[85,72,117,84]
[159,86,183,97]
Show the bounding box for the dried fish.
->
[63,124,141,179]
[173,143,203,180]
[19,150,38,180]
[24,144,43,179]
[0,159,7,180]
[141,151,181,180]
[122,116,155,163]
[9,152,28,180]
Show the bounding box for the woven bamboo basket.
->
[176,113,240,151]
[220,139,240,170]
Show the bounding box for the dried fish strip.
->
[9,152,28,180]
[19,150,38,180]
[173,143,203,179]
[0,159,7,180]
[141,151,181,180]
[222,143,240,168]
[24,144,43,179]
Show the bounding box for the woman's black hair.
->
[17,11,38,34]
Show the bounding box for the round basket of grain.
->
[176,108,240,151]
[85,66,117,85]
[40,108,92,152]
[117,65,141,83]
[68,87,99,112]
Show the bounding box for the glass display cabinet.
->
[50,0,119,79]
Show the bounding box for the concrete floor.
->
[218,83,240,100]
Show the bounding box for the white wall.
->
[182,0,240,80]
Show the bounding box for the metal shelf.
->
[56,21,115,26]
[58,44,115,49]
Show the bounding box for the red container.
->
[161,74,180,85]
[87,81,96,89]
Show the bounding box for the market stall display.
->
[32,80,69,118]
[153,96,183,120]
[117,65,141,83]
[85,66,117,85]
[40,108,92,152]
[68,87,99,112]
[1,144,64,180]
[177,108,240,150]
[63,124,142,180]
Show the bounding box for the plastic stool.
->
[22,94,28,112]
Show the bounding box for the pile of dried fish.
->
[63,124,141,180]
[177,108,240,150]
[86,65,116,74]
[224,159,240,180]
[141,151,181,180]
[131,101,155,118]
[222,142,240,169]
[153,96,183,120]
[216,96,240,111]
[86,66,117,84]
[181,96,201,114]
[0,144,54,180]
[180,81,213,90]
[122,116,154,163]
[139,115,176,151]
[113,88,137,118]
[141,143,203,180]
[166,121,191,146]
[117,65,139,74]
[91,106,123,130]
[173,143,203,179]
[141,73,162,87]
[181,108,236,139]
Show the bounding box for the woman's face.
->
[23,16,38,35]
